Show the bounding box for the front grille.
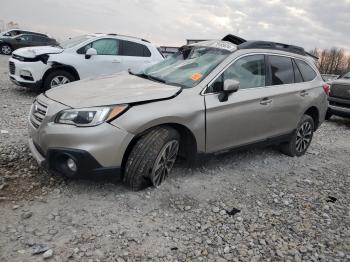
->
[330,84,350,99]
[30,100,48,129]
[9,61,15,75]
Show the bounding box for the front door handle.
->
[260,97,272,105]
[300,90,309,97]
[112,59,121,63]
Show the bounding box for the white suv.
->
[8,33,164,91]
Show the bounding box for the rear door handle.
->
[112,59,121,63]
[300,90,309,97]
[260,97,272,105]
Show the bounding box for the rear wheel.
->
[280,115,314,157]
[43,70,75,90]
[0,44,12,55]
[124,127,180,191]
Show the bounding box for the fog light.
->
[66,158,77,172]
[20,70,32,77]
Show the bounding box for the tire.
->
[0,44,12,55]
[124,127,180,191]
[325,110,332,121]
[43,70,75,90]
[280,115,314,157]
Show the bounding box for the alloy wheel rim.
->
[296,122,312,153]
[151,140,179,187]
[50,76,70,88]
[2,46,11,55]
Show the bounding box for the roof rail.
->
[107,33,150,43]
[238,40,319,59]
[221,34,318,59]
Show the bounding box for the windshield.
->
[60,35,92,49]
[138,46,231,88]
[341,72,350,79]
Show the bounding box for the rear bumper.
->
[28,138,121,177]
[328,96,350,118]
[328,105,350,117]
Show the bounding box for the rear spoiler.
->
[305,52,319,60]
[222,34,246,45]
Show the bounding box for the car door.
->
[15,34,34,49]
[31,35,48,46]
[205,54,274,152]
[119,40,152,72]
[75,38,123,78]
[261,55,307,137]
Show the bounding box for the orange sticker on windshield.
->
[190,73,202,81]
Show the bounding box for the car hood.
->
[13,46,63,58]
[45,72,182,108]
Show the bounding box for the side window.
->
[292,59,303,83]
[78,39,119,55]
[207,54,266,93]
[32,35,48,43]
[295,59,317,82]
[269,55,294,85]
[18,35,32,41]
[8,30,19,36]
[120,40,151,57]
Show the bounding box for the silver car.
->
[28,35,328,190]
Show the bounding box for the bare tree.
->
[311,47,349,75]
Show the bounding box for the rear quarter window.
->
[295,59,317,82]
[120,40,151,57]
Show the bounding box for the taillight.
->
[323,84,330,95]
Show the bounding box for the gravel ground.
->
[0,54,349,262]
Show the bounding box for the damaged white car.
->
[8,33,164,91]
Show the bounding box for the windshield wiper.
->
[147,74,167,83]
[129,70,166,84]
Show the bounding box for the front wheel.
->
[124,127,180,191]
[0,44,12,55]
[43,70,75,90]
[280,115,314,157]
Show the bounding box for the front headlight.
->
[55,104,128,127]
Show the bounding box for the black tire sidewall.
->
[124,127,180,190]
[292,115,314,157]
[43,70,75,90]
[1,44,12,55]
[148,129,180,181]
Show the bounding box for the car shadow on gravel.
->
[59,145,281,187]
[327,116,350,127]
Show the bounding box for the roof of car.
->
[4,29,48,37]
[89,33,151,43]
[221,34,318,60]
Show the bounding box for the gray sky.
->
[1,0,350,52]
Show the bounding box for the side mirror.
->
[85,48,97,59]
[218,79,240,102]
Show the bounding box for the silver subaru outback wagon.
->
[28,35,328,190]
